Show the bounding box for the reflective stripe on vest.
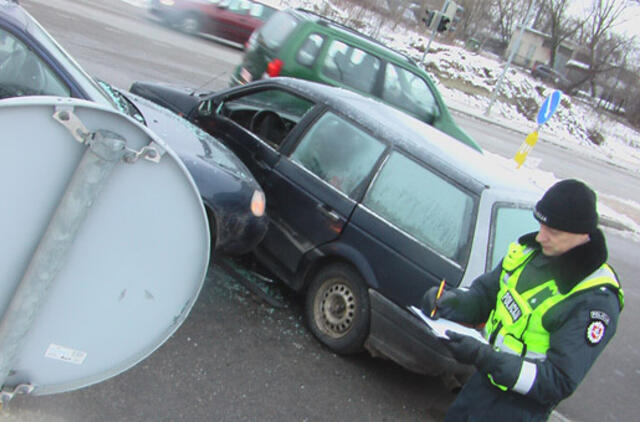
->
[483,241,623,392]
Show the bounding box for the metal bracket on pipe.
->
[53,106,165,164]
[0,383,35,408]
[52,106,91,144]
[123,144,164,164]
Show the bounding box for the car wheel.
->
[178,13,200,34]
[305,263,370,355]
[205,206,217,258]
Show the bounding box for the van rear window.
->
[259,11,299,50]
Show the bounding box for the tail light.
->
[266,59,283,77]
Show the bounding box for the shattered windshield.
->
[97,80,145,125]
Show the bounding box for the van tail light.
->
[266,59,283,77]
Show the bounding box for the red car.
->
[150,0,279,47]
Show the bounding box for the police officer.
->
[422,179,624,421]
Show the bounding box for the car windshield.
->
[26,10,116,109]
[488,203,539,270]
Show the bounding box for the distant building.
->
[505,25,574,73]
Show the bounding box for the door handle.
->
[255,160,269,170]
[316,204,340,222]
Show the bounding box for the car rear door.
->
[344,150,478,308]
[261,110,387,273]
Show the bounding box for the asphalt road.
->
[4,1,639,421]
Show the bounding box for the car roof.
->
[254,0,284,9]
[249,77,540,197]
[288,8,415,68]
[0,0,28,28]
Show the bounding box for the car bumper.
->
[366,289,473,379]
[216,210,268,256]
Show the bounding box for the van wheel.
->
[178,13,200,34]
[305,263,370,355]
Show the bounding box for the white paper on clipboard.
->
[409,306,488,344]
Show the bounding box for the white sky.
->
[568,0,640,39]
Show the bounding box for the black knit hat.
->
[534,179,598,233]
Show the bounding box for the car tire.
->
[205,206,217,257]
[305,263,370,355]
[178,13,200,34]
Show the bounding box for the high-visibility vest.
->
[483,242,624,393]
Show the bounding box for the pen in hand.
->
[430,279,446,318]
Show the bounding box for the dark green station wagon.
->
[231,8,481,152]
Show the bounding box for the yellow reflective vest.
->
[483,242,624,393]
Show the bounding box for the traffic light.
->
[422,9,435,28]
[437,16,451,32]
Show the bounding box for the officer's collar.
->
[518,230,608,293]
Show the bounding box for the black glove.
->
[441,331,491,365]
[420,287,459,319]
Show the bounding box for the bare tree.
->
[538,0,586,67]
[491,0,530,45]
[454,0,496,40]
[566,0,632,96]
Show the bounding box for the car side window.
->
[290,111,385,198]
[215,88,314,149]
[362,152,475,263]
[321,40,381,94]
[0,28,70,100]
[382,63,439,123]
[297,33,324,67]
[222,0,250,15]
[248,1,276,19]
[488,205,538,270]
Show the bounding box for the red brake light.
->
[266,59,283,77]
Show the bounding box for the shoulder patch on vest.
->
[586,320,606,346]
[590,310,610,326]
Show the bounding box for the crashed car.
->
[129,76,543,383]
[0,0,267,255]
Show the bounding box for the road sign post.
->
[514,90,562,168]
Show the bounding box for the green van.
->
[231,8,481,151]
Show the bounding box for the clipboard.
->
[409,306,488,344]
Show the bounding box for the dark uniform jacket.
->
[443,230,622,422]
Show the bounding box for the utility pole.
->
[484,1,536,116]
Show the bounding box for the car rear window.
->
[363,151,475,263]
[488,204,538,270]
[249,2,277,19]
[258,10,299,50]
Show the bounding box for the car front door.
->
[261,110,387,273]
[199,87,312,186]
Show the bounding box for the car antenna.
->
[192,72,227,96]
